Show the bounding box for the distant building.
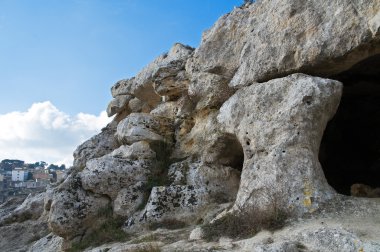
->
[0,174,4,182]
[14,180,48,189]
[33,171,50,180]
[55,170,66,182]
[11,168,28,182]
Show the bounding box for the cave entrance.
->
[319,54,380,196]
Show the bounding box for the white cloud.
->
[0,101,112,166]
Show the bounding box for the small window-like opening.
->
[213,134,244,171]
[320,54,380,196]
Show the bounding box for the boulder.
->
[27,233,64,252]
[188,72,235,110]
[0,193,45,225]
[48,173,110,240]
[111,43,194,107]
[153,60,189,97]
[80,152,153,200]
[113,181,146,217]
[106,94,133,117]
[150,95,195,121]
[218,74,342,214]
[129,97,152,113]
[168,160,240,203]
[110,141,156,160]
[137,185,209,223]
[116,113,174,145]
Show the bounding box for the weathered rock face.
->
[110,43,194,108]
[0,194,50,252]
[81,153,151,199]
[40,0,380,251]
[106,94,133,117]
[168,160,240,203]
[116,113,174,144]
[218,74,342,214]
[0,192,45,225]
[48,173,110,239]
[188,0,380,88]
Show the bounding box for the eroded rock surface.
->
[218,74,343,214]
[48,173,110,240]
[116,113,174,144]
[28,0,380,251]
[188,0,380,88]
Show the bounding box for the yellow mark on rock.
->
[303,179,313,207]
[303,197,312,207]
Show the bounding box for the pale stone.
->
[48,173,110,240]
[131,185,209,225]
[128,97,152,113]
[189,227,203,240]
[111,43,194,107]
[150,95,195,121]
[187,0,380,89]
[153,60,189,97]
[0,192,45,225]
[168,160,240,203]
[113,181,146,217]
[110,141,156,160]
[172,109,244,170]
[150,102,179,119]
[116,113,174,145]
[218,74,343,214]
[107,94,133,117]
[80,154,153,199]
[188,72,235,110]
[27,233,64,252]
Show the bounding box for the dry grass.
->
[202,207,288,241]
[148,218,187,231]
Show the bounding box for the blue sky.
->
[0,0,242,115]
[0,0,242,164]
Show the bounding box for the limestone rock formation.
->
[0,192,45,225]
[48,173,110,240]
[11,0,379,251]
[218,74,342,214]
[116,113,174,144]
[110,43,194,108]
[0,194,50,252]
[188,0,380,87]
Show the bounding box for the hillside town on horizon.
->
[0,159,67,203]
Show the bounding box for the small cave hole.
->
[215,134,244,171]
[320,54,380,196]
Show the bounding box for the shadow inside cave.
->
[319,54,380,196]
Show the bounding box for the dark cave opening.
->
[319,54,380,196]
[213,133,244,171]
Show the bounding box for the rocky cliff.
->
[2,0,380,251]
